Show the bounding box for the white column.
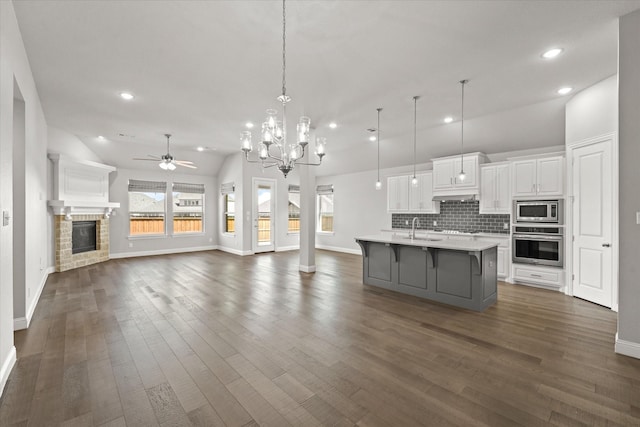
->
[298,148,317,273]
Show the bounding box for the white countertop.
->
[380,229,510,239]
[355,234,499,251]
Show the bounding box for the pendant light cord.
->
[377,108,382,182]
[413,96,419,179]
[460,79,468,173]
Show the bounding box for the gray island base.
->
[355,235,498,312]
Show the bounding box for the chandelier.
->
[240,0,326,178]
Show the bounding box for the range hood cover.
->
[432,193,478,202]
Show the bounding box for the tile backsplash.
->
[391,200,510,234]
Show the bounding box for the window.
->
[288,184,300,233]
[173,182,205,234]
[221,182,235,234]
[128,179,167,236]
[317,184,334,233]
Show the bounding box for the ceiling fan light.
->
[159,161,168,170]
[167,162,177,171]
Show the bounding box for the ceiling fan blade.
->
[175,160,194,165]
[133,158,161,161]
[177,163,197,169]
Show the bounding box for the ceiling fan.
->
[133,134,197,170]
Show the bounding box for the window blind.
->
[288,184,300,193]
[316,184,334,194]
[128,179,167,192]
[220,182,235,195]
[173,182,205,194]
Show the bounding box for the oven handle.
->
[513,234,562,241]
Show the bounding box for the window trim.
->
[223,192,236,235]
[128,180,168,238]
[172,189,205,235]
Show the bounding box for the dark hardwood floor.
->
[1,249,639,426]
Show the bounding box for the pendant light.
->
[458,79,469,182]
[375,108,383,190]
[411,96,420,187]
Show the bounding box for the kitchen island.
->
[355,234,498,311]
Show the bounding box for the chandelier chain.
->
[281,0,287,97]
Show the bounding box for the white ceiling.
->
[13,0,640,177]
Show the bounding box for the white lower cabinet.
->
[497,247,509,278]
[474,235,510,280]
[512,263,564,289]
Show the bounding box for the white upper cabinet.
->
[512,155,564,197]
[388,172,440,213]
[479,162,510,214]
[387,175,409,212]
[432,152,486,195]
[409,172,440,213]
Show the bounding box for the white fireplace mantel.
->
[48,153,120,218]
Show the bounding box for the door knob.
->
[602,243,611,247]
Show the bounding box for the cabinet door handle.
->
[537,184,540,193]
[532,184,535,192]
[602,243,611,247]
[531,274,542,278]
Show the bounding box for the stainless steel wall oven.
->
[512,226,563,267]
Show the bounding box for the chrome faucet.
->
[411,217,419,239]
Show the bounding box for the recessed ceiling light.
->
[245,122,254,129]
[329,122,337,129]
[120,92,134,100]
[369,135,377,142]
[557,87,573,95]
[542,48,563,59]
[444,116,454,124]
[197,146,204,152]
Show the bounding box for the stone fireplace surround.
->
[55,214,109,272]
[48,154,119,272]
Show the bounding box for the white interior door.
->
[572,139,613,307]
[253,178,276,253]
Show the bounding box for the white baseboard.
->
[315,244,362,255]
[14,266,54,331]
[0,346,17,399]
[299,264,316,273]
[13,317,28,331]
[110,245,218,259]
[615,333,640,359]
[216,246,253,256]
[276,245,299,252]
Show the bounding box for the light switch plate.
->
[636,211,640,225]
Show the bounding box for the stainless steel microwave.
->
[514,199,563,224]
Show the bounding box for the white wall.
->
[109,168,217,257]
[566,75,618,144]
[48,126,103,163]
[617,9,640,357]
[0,0,50,395]
[316,168,389,253]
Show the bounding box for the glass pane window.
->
[288,190,300,233]
[173,192,204,233]
[224,193,235,233]
[129,191,166,235]
[317,194,334,232]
